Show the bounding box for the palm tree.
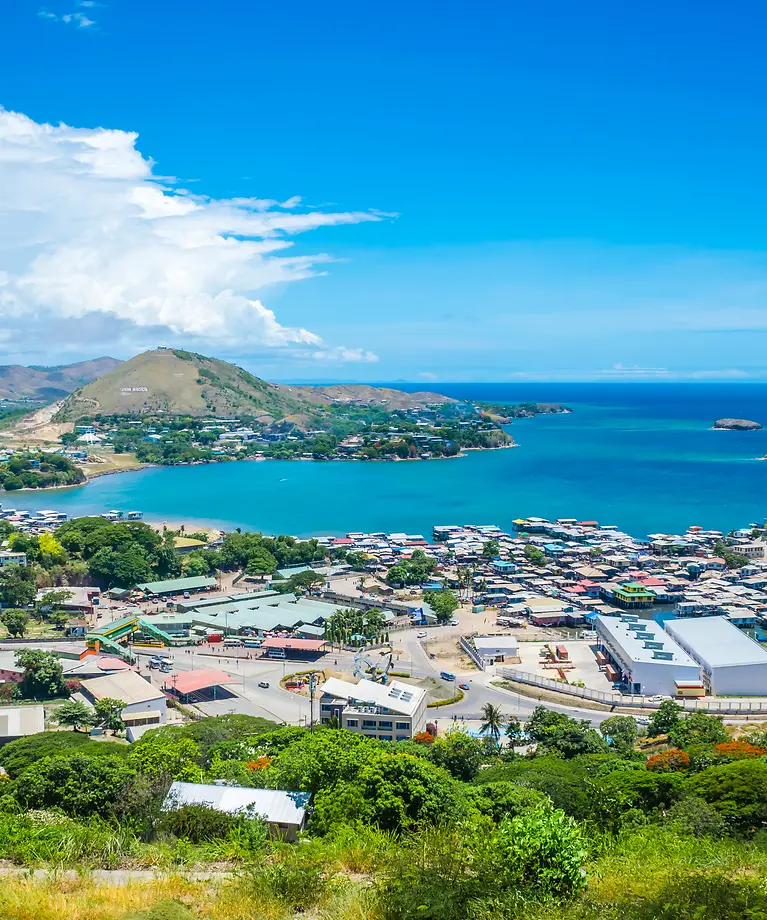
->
[479,703,505,742]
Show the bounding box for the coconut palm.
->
[479,703,505,742]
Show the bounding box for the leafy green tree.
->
[278,570,324,595]
[600,715,639,752]
[88,544,154,588]
[480,703,505,742]
[691,759,767,837]
[94,697,126,734]
[504,716,524,748]
[1,608,29,638]
[481,539,500,560]
[34,588,73,622]
[426,727,485,781]
[15,648,67,699]
[0,564,37,608]
[666,795,729,839]
[467,781,549,823]
[523,544,545,566]
[427,588,459,623]
[52,700,97,732]
[0,731,129,778]
[128,729,201,780]
[669,712,728,749]
[245,546,278,575]
[311,752,465,833]
[647,699,683,737]
[267,727,378,794]
[14,753,135,817]
[525,706,607,758]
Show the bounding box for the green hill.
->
[53,349,455,421]
[54,349,310,420]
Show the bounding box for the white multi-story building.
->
[664,616,767,696]
[319,676,427,742]
[595,614,700,696]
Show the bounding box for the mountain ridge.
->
[52,349,453,421]
[0,357,122,402]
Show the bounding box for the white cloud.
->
[38,8,96,27]
[0,108,383,363]
[312,346,379,363]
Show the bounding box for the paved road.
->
[137,624,615,728]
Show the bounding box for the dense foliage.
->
[0,452,85,491]
[0,703,766,919]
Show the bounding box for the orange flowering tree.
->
[246,755,272,771]
[413,731,436,745]
[646,749,690,772]
[714,741,767,761]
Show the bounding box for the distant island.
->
[0,350,571,483]
[713,418,763,431]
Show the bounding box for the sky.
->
[2,0,767,381]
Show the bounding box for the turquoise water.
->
[5,383,767,538]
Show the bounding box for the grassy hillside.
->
[55,350,310,420]
[0,357,121,401]
[53,349,455,421]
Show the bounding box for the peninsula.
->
[0,349,573,482]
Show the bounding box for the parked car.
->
[449,618,459,626]
[416,631,427,638]
[258,680,270,689]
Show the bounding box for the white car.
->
[416,631,427,638]
[636,716,650,726]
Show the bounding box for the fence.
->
[497,668,767,714]
[460,636,486,671]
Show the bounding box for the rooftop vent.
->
[652,650,674,660]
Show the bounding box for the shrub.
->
[160,804,238,844]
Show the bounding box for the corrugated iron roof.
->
[165,782,310,825]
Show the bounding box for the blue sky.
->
[2,0,767,380]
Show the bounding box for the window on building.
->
[379,720,392,729]
[395,722,409,730]
[362,720,376,729]
[379,735,392,742]
[320,703,332,711]
[346,719,358,727]
[396,734,409,742]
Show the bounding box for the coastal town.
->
[2,505,767,743]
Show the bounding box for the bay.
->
[5,383,767,538]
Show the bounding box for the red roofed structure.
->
[261,637,327,659]
[165,669,239,702]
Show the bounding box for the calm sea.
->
[6,383,767,539]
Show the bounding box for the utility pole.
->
[309,671,316,733]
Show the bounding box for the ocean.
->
[6,383,767,539]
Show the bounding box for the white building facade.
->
[595,614,700,696]
[663,616,767,696]
[319,677,427,741]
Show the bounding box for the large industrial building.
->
[663,616,767,696]
[594,614,700,696]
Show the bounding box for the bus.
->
[440,671,456,681]
[223,638,243,648]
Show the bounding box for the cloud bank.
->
[0,108,381,362]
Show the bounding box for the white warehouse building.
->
[663,616,767,696]
[595,614,700,696]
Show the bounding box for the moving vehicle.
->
[148,657,163,669]
[243,639,262,648]
[458,683,470,691]
[223,638,243,648]
[257,680,270,689]
[416,631,427,639]
[440,670,456,681]
[160,662,172,673]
